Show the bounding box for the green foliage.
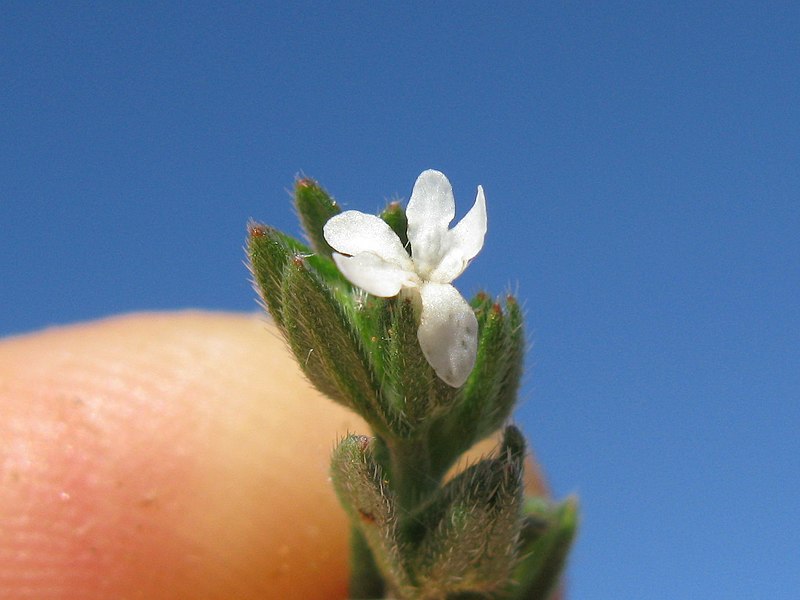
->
[380,296,457,429]
[247,181,578,599]
[280,257,390,429]
[331,428,539,599]
[508,497,579,600]
[409,427,527,597]
[246,224,295,328]
[294,177,341,258]
[331,435,412,595]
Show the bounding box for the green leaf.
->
[246,224,301,329]
[294,177,340,258]
[499,423,526,464]
[462,301,510,431]
[278,257,419,439]
[331,434,413,597]
[247,223,346,321]
[409,426,526,597]
[466,295,525,442]
[508,496,579,600]
[280,257,395,433]
[487,295,525,437]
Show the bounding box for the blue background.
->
[3,3,799,597]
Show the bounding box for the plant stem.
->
[387,436,438,511]
[348,526,385,598]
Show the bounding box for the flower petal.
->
[429,184,487,283]
[324,211,412,267]
[406,170,455,276]
[333,252,417,297]
[417,282,478,387]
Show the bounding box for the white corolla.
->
[323,170,487,387]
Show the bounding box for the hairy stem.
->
[387,436,438,511]
[348,526,386,598]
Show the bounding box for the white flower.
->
[323,169,487,387]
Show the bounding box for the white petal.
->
[324,211,412,268]
[406,170,455,276]
[333,252,417,297]
[417,282,478,387]
[429,185,487,283]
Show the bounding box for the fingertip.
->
[0,311,361,599]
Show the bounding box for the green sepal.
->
[380,201,409,251]
[246,223,301,329]
[427,294,525,476]
[348,294,391,383]
[470,290,493,314]
[490,295,525,435]
[508,496,578,600]
[407,426,526,597]
[470,295,525,440]
[380,296,458,432]
[461,301,510,433]
[247,223,346,329]
[331,435,413,597]
[294,177,340,258]
[280,257,394,433]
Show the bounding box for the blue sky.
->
[3,2,799,597]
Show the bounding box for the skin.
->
[0,311,549,599]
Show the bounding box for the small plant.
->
[247,170,577,599]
